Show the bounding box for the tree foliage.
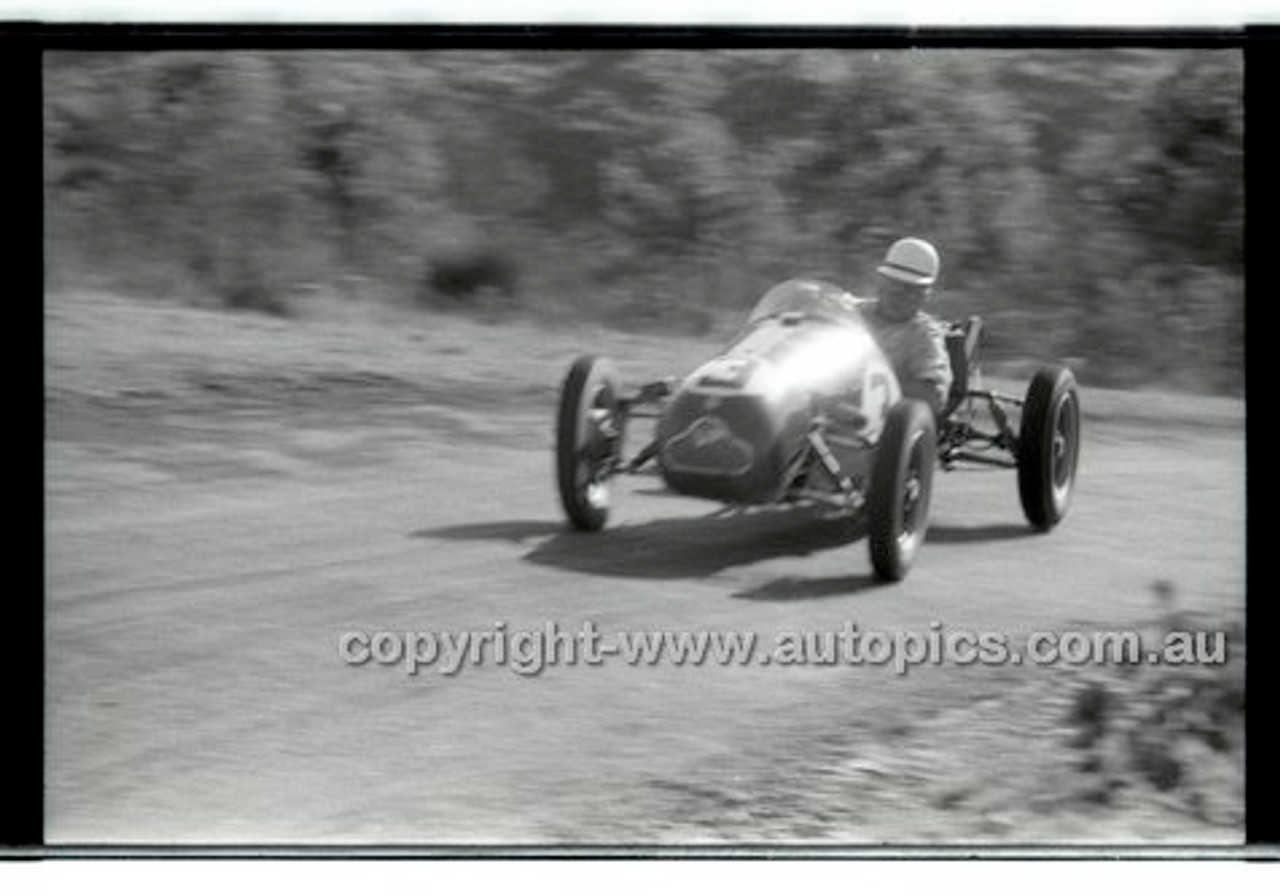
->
[45,48,1243,393]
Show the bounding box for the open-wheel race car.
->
[554,279,1080,582]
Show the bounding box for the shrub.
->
[422,246,519,305]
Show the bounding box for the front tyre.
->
[868,399,937,582]
[1017,364,1081,531]
[556,356,623,531]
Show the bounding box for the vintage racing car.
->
[554,279,1080,581]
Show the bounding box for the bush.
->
[44,50,1242,394]
[421,245,519,306]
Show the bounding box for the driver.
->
[864,237,953,417]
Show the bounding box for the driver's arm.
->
[902,320,953,416]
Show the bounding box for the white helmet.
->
[877,237,940,287]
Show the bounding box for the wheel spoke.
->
[1050,394,1078,498]
[898,433,928,545]
[585,479,609,509]
[557,358,622,531]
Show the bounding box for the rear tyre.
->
[556,356,623,531]
[1017,364,1081,531]
[868,399,937,582]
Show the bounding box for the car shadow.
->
[414,507,869,580]
[413,520,566,544]
[926,522,1036,544]
[730,573,883,601]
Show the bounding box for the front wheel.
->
[556,355,623,531]
[867,399,937,582]
[1017,364,1081,531]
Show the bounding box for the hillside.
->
[44,48,1243,393]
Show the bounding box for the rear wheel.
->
[868,400,937,582]
[556,356,623,531]
[1017,364,1081,530]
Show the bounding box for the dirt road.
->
[45,292,1245,845]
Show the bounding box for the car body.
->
[555,278,1080,581]
[657,279,899,505]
